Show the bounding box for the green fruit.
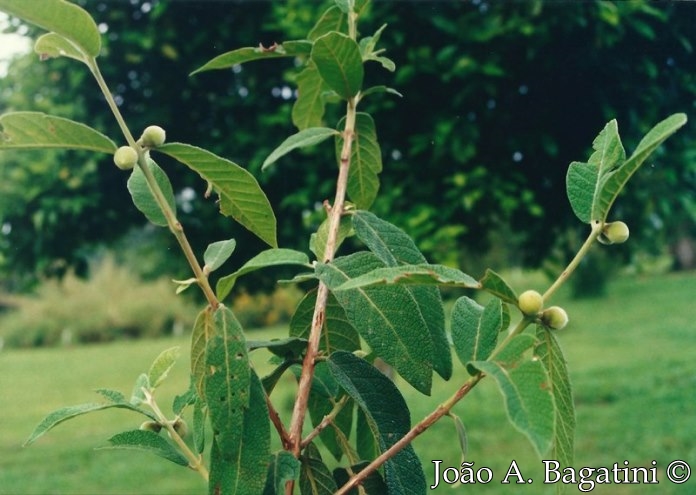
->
[140,125,166,148]
[139,421,162,433]
[113,146,138,170]
[541,306,569,330]
[518,289,543,316]
[602,221,630,244]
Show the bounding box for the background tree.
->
[1,0,694,291]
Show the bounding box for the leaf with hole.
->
[156,143,277,247]
[0,112,115,153]
[311,32,364,99]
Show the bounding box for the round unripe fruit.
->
[518,290,543,316]
[602,221,630,244]
[139,421,162,433]
[541,306,569,330]
[113,146,138,170]
[170,418,189,439]
[140,125,166,148]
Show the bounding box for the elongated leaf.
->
[193,398,207,454]
[0,112,115,152]
[289,288,360,354]
[209,370,270,495]
[308,6,348,41]
[309,215,353,262]
[262,127,339,170]
[204,239,237,274]
[356,406,379,461]
[147,346,180,390]
[312,32,364,99]
[191,306,214,399]
[317,252,434,394]
[450,413,468,462]
[0,0,100,58]
[352,210,451,379]
[216,248,311,301]
[130,373,149,405]
[293,63,329,131]
[172,382,196,416]
[451,296,502,372]
[34,32,88,64]
[99,429,188,466]
[156,142,276,247]
[471,334,554,456]
[334,0,353,14]
[205,306,250,460]
[328,352,426,495]
[334,264,480,291]
[335,113,382,209]
[263,451,301,495]
[300,443,338,495]
[360,85,403,100]
[535,326,575,472]
[24,400,155,446]
[190,40,311,75]
[127,157,176,227]
[479,269,518,304]
[594,113,687,221]
[247,337,309,360]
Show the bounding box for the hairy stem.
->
[89,60,219,308]
[143,389,209,481]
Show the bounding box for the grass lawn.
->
[1,271,694,494]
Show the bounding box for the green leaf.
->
[289,288,360,355]
[360,85,402,100]
[311,32,364,99]
[352,210,452,380]
[216,248,311,301]
[0,112,115,152]
[191,306,214,399]
[479,269,518,304]
[300,443,338,495]
[335,113,382,209]
[205,306,251,460]
[334,0,353,14]
[172,382,196,416]
[334,263,480,291]
[99,429,188,466]
[263,451,301,495]
[247,337,309,360]
[308,6,348,41]
[192,398,207,454]
[156,142,277,247]
[328,352,426,494]
[204,239,237,274]
[293,63,330,130]
[535,326,575,472]
[309,215,353,262]
[130,373,149,405]
[24,399,155,447]
[356,406,379,462]
[451,296,503,372]
[450,413,468,462]
[0,0,101,58]
[471,334,555,457]
[262,127,339,170]
[594,113,687,222]
[190,40,312,75]
[34,32,88,64]
[317,252,434,394]
[127,157,176,227]
[209,371,270,495]
[147,346,180,390]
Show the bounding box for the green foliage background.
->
[1,0,694,289]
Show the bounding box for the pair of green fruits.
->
[113,125,166,170]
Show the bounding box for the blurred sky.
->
[0,13,30,77]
